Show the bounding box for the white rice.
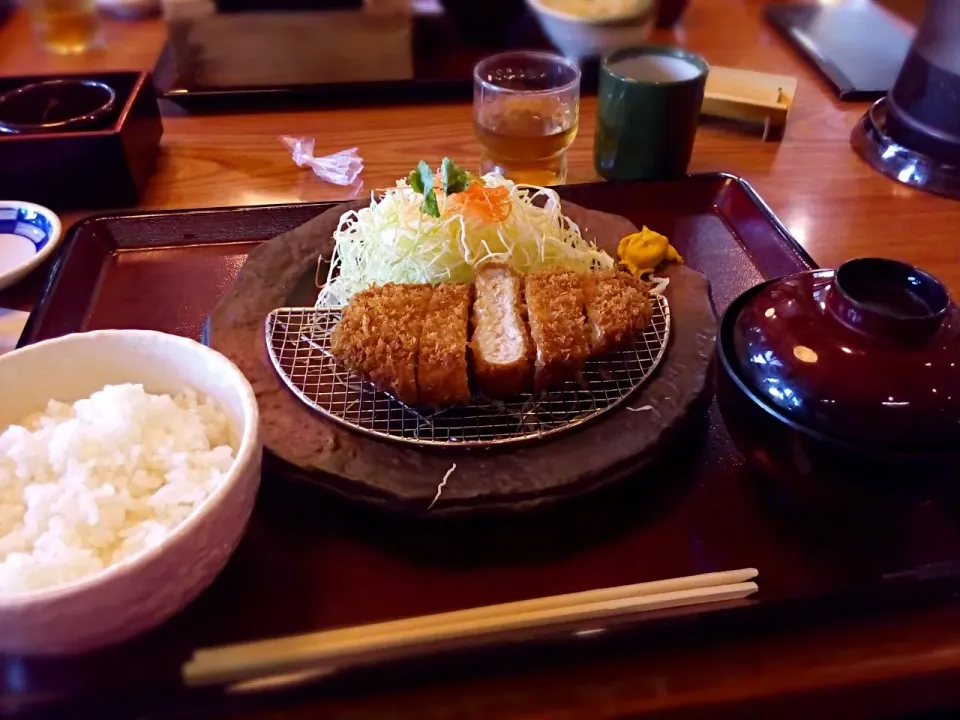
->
[0,384,237,596]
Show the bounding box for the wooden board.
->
[206,200,717,515]
[162,0,414,88]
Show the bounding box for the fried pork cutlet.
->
[417,283,473,406]
[524,270,590,391]
[471,263,533,398]
[582,270,653,355]
[330,283,432,405]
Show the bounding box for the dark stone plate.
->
[206,200,717,516]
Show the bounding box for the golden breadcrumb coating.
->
[330,283,432,404]
[418,283,473,406]
[582,269,653,354]
[524,270,590,391]
[330,268,653,406]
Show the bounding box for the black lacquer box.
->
[0,71,163,210]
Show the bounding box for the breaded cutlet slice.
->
[471,263,532,398]
[330,283,432,405]
[582,270,653,355]
[417,283,473,406]
[524,270,590,392]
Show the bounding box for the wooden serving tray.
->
[8,175,960,718]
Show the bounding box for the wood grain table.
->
[3,1,960,718]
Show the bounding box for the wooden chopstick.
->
[184,569,758,688]
[192,568,757,662]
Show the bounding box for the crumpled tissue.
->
[281,136,363,186]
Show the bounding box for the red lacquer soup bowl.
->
[717,258,960,512]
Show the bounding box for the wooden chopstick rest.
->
[702,66,798,141]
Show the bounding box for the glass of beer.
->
[25,0,103,55]
[474,51,581,186]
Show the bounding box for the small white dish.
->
[525,0,657,62]
[0,201,62,291]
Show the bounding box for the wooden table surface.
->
[4,1,960,718]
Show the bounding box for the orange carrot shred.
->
[445,182,512,223]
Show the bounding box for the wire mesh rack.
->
[265,294,670,448]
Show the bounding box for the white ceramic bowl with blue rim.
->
[0,201,62,291]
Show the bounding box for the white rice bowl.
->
[0,330,261,656]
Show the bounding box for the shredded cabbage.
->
[315,173,615,307]
[647,275,670,295]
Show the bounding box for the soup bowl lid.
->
[727,257,960,453]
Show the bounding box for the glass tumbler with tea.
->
[25,0,103,55]
[473,51,581,186]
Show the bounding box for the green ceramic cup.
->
[594,45,709,180]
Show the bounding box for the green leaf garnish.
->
[408,159,472,218]
[416,160,437,217]
[441,157,471,195]
[408,166,425,194]
[421,185,440,217]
